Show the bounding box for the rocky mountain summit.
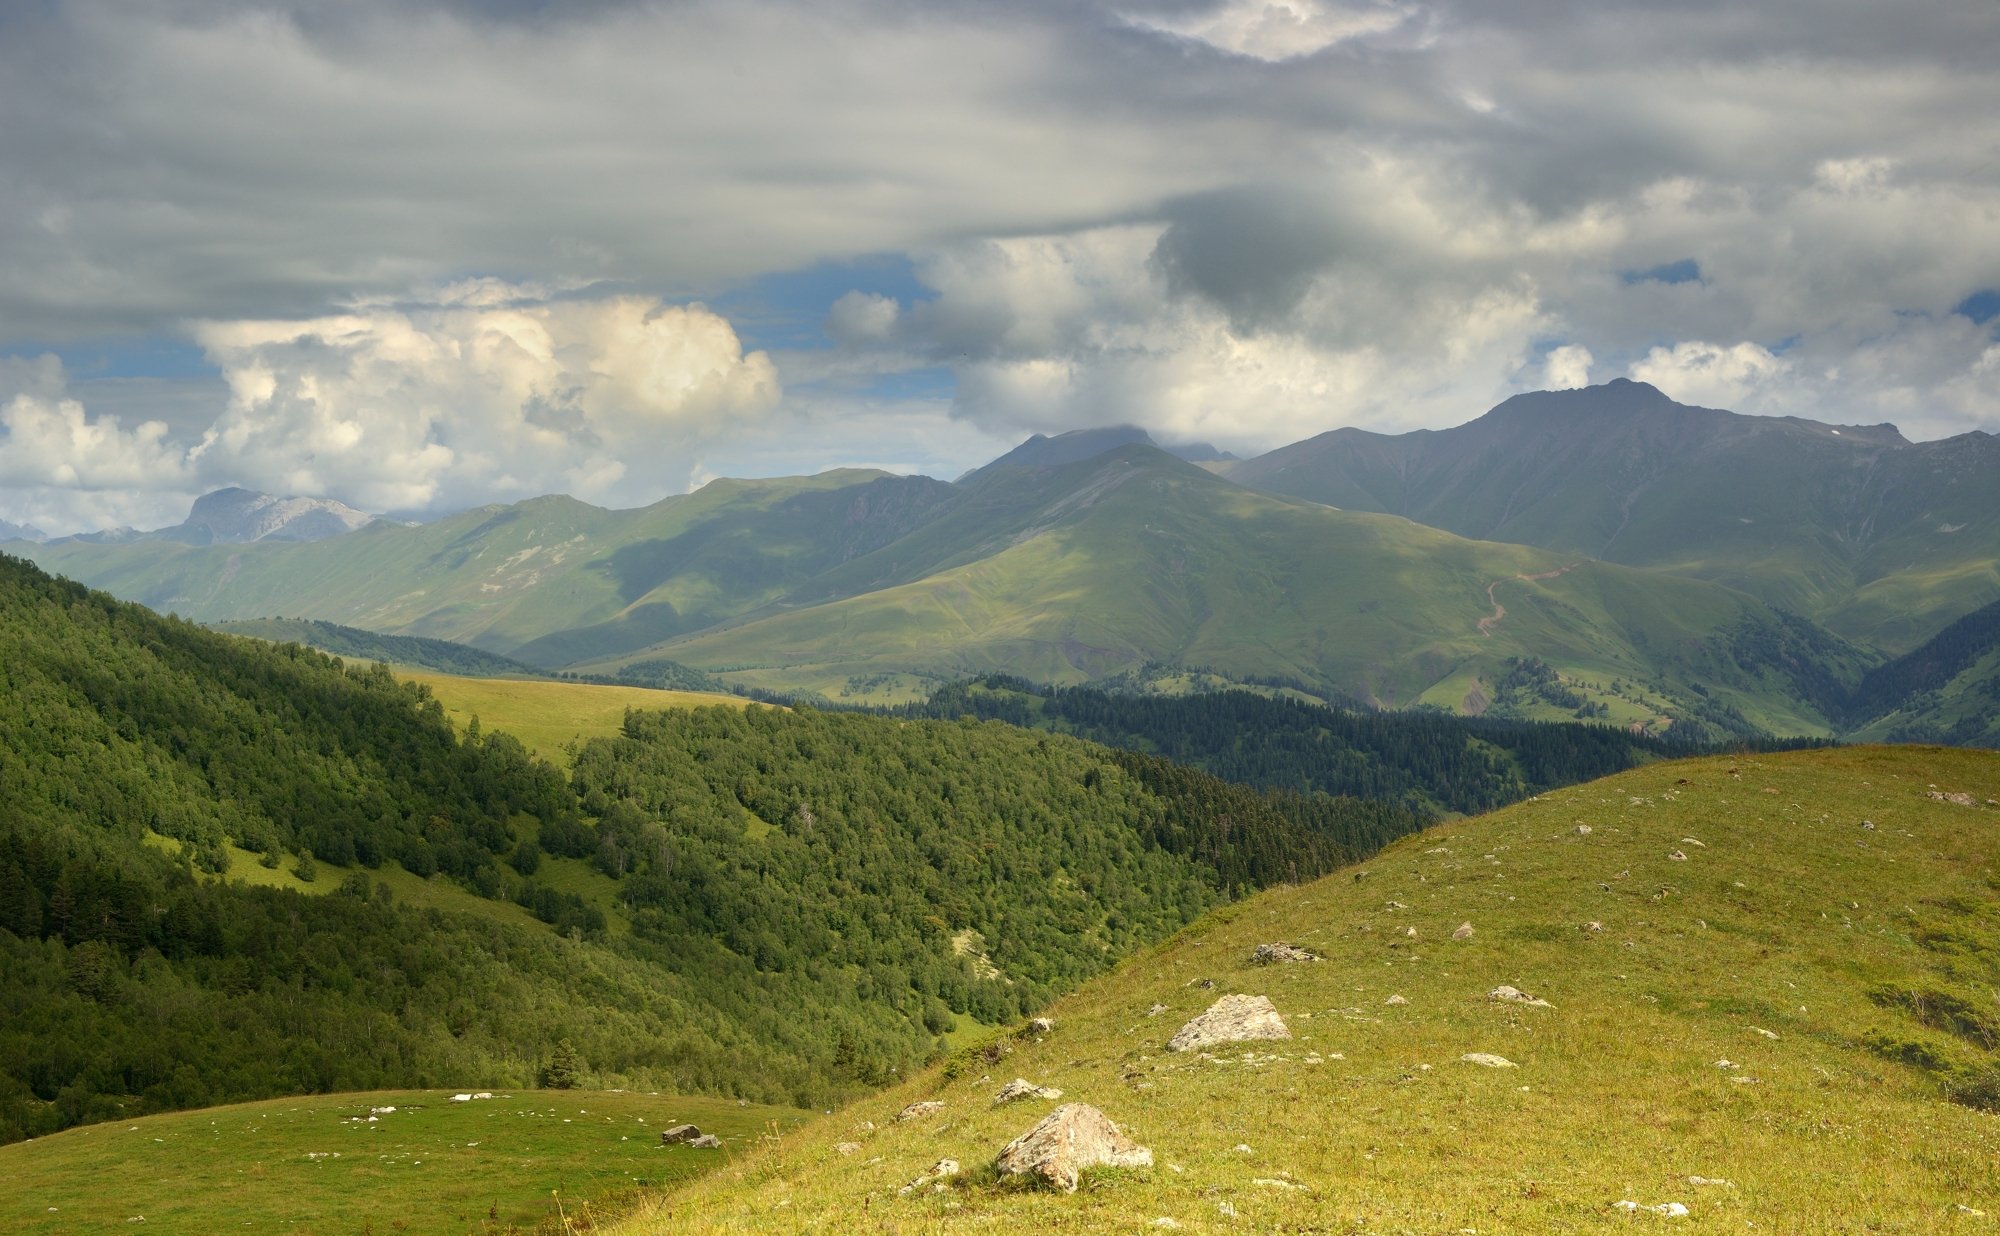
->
[47,487,377,547]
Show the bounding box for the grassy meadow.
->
[0,1089,807,1234]
[399,670,748,766]
[621,745,2000,1233]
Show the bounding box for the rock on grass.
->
[1166,995,1290,1052]
[995,1103,1152,1193]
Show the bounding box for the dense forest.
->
[0,554,1426,1144]
[902,676,1772,815]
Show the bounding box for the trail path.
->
[1478,563,1583,636]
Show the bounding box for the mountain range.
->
[11,382,1998,741]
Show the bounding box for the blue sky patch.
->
[1621,259,1702,286]
[1954,289,2000,326]
[714,254,931,353]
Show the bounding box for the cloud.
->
[190,285,779,513]
[1629,341,1790,412]
[0,363,200,533]
[1126,0,1421,62]
[1,0,1997,518]
[1543,345,1593,390]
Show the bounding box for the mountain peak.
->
[966,425,1234,480]
[167,488,377,546]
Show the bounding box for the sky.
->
[1,0,1996,535]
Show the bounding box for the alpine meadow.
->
[3,1,1998,1232]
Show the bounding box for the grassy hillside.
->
[16,470,948,665]
[634,447,1873,737]
[0,1089,805,1234]
[1216,379,2000,652]
[399,670,749,766]
[638,745,1999,1231]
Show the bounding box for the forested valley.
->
[0,554,1421,1144]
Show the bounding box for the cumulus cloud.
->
[1629,341,1790,412]
[1542,345,1594,390]
[190,284,779,513]
[0,359,200,532]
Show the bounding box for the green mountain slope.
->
[211,616,554,678]
[0,553,1407,1143]
[639,744,2000,1232]
[633,446,1874,737]
[1845,598,2000,746]
[1216,379,2000,651]
[15,469,952,665]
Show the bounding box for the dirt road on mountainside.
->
[1478,563,1583,636]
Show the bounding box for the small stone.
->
[1232,1143,1253,1153]
[1452,922,1475,940]
[835,1142,861,1155]
[994,1103,1152,1193]
[1028,1017,1055,1035]
[1151,1219,1181,1229]
[1488,985,1554,1008]
[898,1158,961,1195]
[1574,824,1592,835]
[1384,994,1409,1006]
[660,1123,703,1145]
[689,1134,722,1149]
[1688,1176,1733,1187]
[1405,926,1418,938]
[1147,1003,1168,1017]
[1253,1177,1303,1190]
[1860,820,1875,830]
[1748,1026,1780,1040]
[896,1101,946,1122]
[1954,1203,1987,1216]
[1613,1200,1688,1217]
[1925,791,1978,807]
[1583,920,1604,932]
[1167,994,1291,1052]
[995,1078,1063,1104]
[1251,943,1321,965]
[1668,850,1689,861]
[1461,1053,1518,1068]
[1714,1060,1737,1070]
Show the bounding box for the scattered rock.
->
[1954,1203,1987,1216]
[1029,1017,1056,1035]
[1488,985,1554,1008]
[1166,994,1291,1052]
[1253,1177,1304,1190]
[1151,1219,1181,1229]
[1583,921,1604,933]
[1251,943,1320,965]
[896,1101,946,1122]
[1861,820,1875,830]
[1613,1200,1689,1217]
[995,1078,1064,1104]
[1925,791,1978,807]
[1385,994,1410,1006]
[1461,1053,1518,1068]
[1668,850,1689,861]
[898,1158,961,1196]
[1187,977,1216,990]
[1748,1026,1780,1040]
[1688,1176,1734,1188]
[1405,926,1418,938]
[835,1142,861,1156]
[1574,824,1593,835]
[1232,1143,1253,1153]
[689,1134,722,1149]
[1714,1060,1737,1071]
[1452,922,1475,940]
[1608,1192,1688,1216]
[994,1103,1152,1193]
[1146,1003,1168,1017]
[660,1123,703,1145]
